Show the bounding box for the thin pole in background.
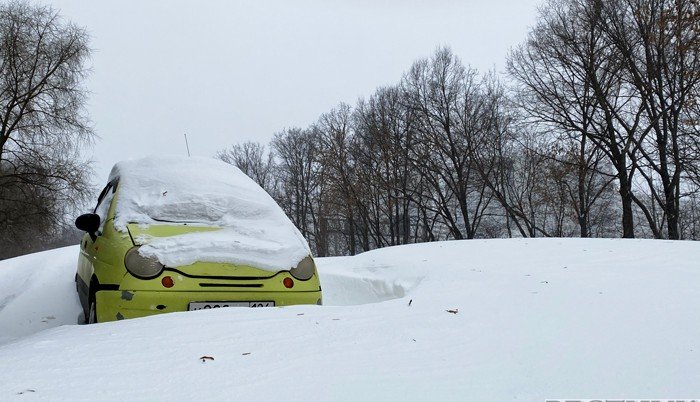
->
[184,133,191,157]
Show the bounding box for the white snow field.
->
[0,238,699,401]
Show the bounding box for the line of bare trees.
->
[219,0,700,256]
[510,0,700,240]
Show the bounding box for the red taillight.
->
[283,277,294,288]
[161,276,174,288]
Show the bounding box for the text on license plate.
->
[188,301,275,310]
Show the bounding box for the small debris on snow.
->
[17,389,35,395]
[446,309,458,314]
[242,352,251,356]
[199,356,215,363]
[296,313,304,316]
[408,299,413,306]
[332,318,340,321]
[541,281,549,284]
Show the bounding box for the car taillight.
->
[124,246,164,279]
[161,276,174,288]
[289,255,315,280]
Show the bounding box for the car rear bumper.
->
[95,289,322,322]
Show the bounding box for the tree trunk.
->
[618,171,635,238]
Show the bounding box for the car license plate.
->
[188,301,275,310]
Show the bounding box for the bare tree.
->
[599,0,700,239]
[316,103,367,254]
[216,141,276,193]
[354,85,421,246]
[402,47,493,240]
[509,0,700,239]
[507,0,643,238]
[271,127,327,256]
[0,1,93,259]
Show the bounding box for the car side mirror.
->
[75,213,100,241]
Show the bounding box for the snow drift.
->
[0,238,699,400]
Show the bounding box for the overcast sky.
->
[42,0,542,183]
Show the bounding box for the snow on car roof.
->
[108,155,310,271]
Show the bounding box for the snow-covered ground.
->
[0,238,698,401]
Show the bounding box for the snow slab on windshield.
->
[109,155,310,271]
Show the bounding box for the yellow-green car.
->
[75,156,321,323]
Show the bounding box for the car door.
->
[77,179,119,285]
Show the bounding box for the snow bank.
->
[0,246,82,345]
[1,238,699,400]
[109,156,310,270]
[318,256,424,305]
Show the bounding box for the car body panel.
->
[77,192,130,288]
[118,267,320,292]
[96,289,322,322]
[126,223,220,242]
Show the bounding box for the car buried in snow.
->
[74,156,321,323]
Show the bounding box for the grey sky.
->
[43,0,542,183]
